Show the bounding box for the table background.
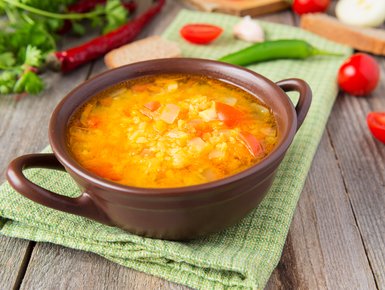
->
[0,0,384,289]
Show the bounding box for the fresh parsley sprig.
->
[0,0,129,96]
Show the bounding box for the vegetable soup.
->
[67,74,278,188]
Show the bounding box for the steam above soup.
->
[67,74,278,188]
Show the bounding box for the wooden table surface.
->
[1,1,384,289]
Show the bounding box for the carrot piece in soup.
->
[194,122,213,137]
[87,116,101,128]
[80,103,94,126]
[123,108,131,117]
[144,101,161,111]
[99,96,113,106]
[87,163,122,181]
[131,83,149,92]
[139,108,154,119]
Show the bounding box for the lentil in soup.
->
[67,74,278,188]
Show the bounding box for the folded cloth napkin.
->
[0,10,351,290]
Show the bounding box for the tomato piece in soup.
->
[239,132,264,158]
[215,102,244,127]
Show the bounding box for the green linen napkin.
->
[0,10,351,290]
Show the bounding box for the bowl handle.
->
[276,78,312,131]
[6,153,112,225]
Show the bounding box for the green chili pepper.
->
[218,39,343,66]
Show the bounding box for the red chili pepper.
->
[50,0,164,72]
[58,1,137,35]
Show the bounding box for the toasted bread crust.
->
[104,35,181,69]
[300,13,385,55]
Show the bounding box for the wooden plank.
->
[20,243,191,290]
[266,5,376,288]
[0,237,31,289]
[182,0,290,16]
[326,58,385,288]
[0,24,96,288]
[266,132,376,289]
[0,63,91,290]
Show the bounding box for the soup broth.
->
[67,74,278,188]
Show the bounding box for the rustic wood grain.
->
[20,243,191,290]
[0,22,99,288]
[0,237,31,289]
[266,6,377,289]
[0,61,92,290]
[266,131,377,289]
[326,59,385,288]
[1,0,382,289]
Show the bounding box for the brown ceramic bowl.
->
[6,58,311,240]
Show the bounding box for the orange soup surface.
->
[67,74,278,188]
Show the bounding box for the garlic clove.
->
[233,16,265,43]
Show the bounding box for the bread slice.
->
[104,35,181,69]
[300,13,385,55]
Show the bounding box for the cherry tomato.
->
[367,112,385,144]
[180,24,223,44]
[239,132,264,158]
[338,53,380,96]
[292,0,330,14]
[215,102,244,127]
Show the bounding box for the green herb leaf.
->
[0,0,134,96]
[0,52,16,68]
[103,0,128,34]
[0,70,18,94]
[90,5,104,28]
[71,21,86,35]
[24,45,42,67]
[18,0,76,12]
[44,18,65,32]
[14,71,44,94]
[9,22,56,56]
[24,71,43,94]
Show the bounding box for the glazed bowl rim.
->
[49,58,297,196]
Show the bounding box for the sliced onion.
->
[167,82,178,91]
[221,96,237,106]
[167,129,188,139]
[208,149,225,159]
[199,104,217,122]
[202,168,217,181]
[188,137,206,152]
[336,0,385,27]
[160,104,180,124]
